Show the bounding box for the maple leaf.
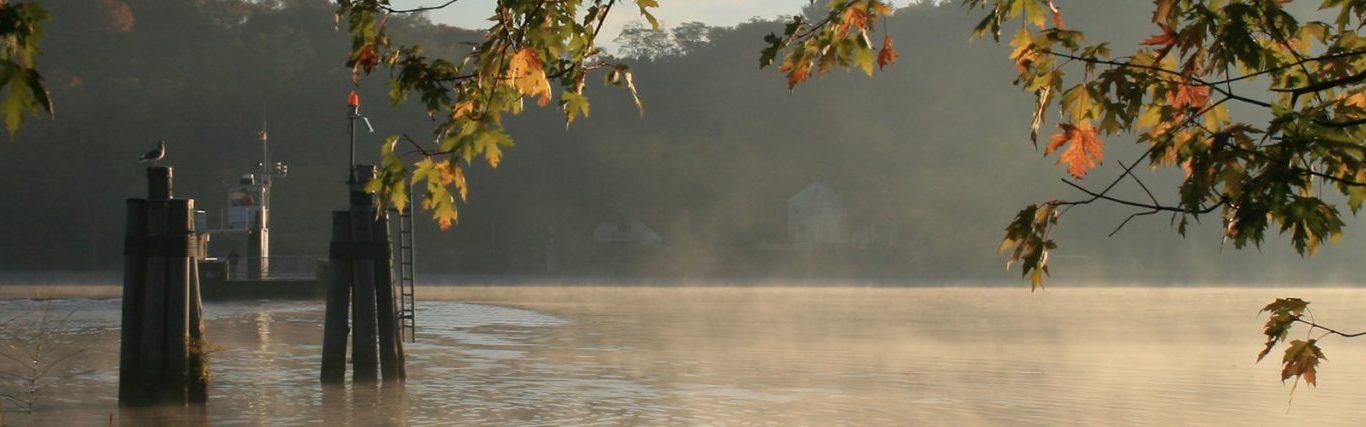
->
[1341,92,1366,109]
[348,42,379,81]
[838,6,868,38]
[451,100,474,120]
[1140,25,1176,47]
[1258,298,1308,362]
[1169,83,1210,110]
[1009,30,1039,74]
[877,36,898,69]
[780,58,812,90]
[1152,0,1174,25]
[507,48,552,106]
[1282,339,1325,387]
[1047,122,1104,179]
[432,160,468,201]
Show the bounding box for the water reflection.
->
[254,311,272,354]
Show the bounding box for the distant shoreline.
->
[0,280,1365,300]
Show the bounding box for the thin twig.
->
[382,0,462,14]
[1294,317,1366,338]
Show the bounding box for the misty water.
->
[6,286,1366,425]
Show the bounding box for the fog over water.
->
[2,287,1365,425]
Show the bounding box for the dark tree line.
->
[1,1,1361,285]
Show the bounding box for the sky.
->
[389,0,809,47]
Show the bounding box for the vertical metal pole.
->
[348,99,358,185]
[261,115,270,210]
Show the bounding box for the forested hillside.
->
[2,0,1361,284]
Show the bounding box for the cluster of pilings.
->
[119,167,208,407]
[321,165,406,385]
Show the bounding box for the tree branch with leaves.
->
[0,0,52,138]
[336,0,898,230]
[972,0,1366,391]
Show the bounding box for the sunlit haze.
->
[2,0,1364,424]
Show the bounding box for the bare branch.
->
[1108,209,1160,237]
[381,0,462,14]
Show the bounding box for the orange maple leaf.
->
[838,6,868,38]
[877,36,898,69]
[1169,83,1210,110]
[780,58,812,90]
[1341,92,1366,109]
[1141,25,1177,47]
[1047,122,1105,179]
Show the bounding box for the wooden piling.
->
[119,166,209,408]
[321,212,352,385]
[320,164,406,387]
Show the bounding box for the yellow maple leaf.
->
[507,48,552,106]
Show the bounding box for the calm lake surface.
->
[4,286,1366,425]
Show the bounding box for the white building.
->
[788,182,847,247]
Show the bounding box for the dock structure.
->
[119,166,209,407]
[321,165,406,385]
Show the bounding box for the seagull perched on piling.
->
[139,140,165,165]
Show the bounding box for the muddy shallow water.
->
[3,286,1366,425]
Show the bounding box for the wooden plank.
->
[187,252,208,404]
[373,211,404,383]
[162,199,191,404]
[118,199,148,407]
[321,211,352,385]
[350,208,379,384]
[138,199,169,400]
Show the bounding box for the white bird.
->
[139,140,165,164]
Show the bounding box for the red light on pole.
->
[347,90,361,108]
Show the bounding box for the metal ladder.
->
[393,204,417,343]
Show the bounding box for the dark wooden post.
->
[374,214,405,382]
[350,206,380,384]
[148,166,172,200]
[119,166,208,408]
[138,198,168,398]
[321,212,352,385]
[161,199,192,404]
[187,255,208,404]
[118,199,147,405]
